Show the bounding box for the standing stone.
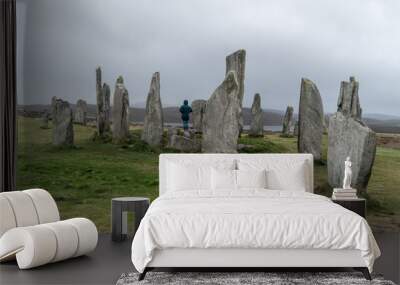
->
[293,121,299,136]
[226,50,246,134]
[249,93,263,137]
[96,67,111,136]
[202,70,240,153]
[141,72,164,146]
[191,100,206,133]
[328,112,376,193]
[52,98,74,146]
[40,110,50,129]
[112,76,130,143]
[298,78,324,160]
[324,114,330,133]
[103,83,111,131]
[51,96,57,121]
[337,76,362,120]
[74,99,87,125]
[281,106,294,137]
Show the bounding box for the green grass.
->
[16,117,400,232]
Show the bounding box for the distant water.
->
[161,122,282,132]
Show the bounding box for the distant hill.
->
[17,104,400,133]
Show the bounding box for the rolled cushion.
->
[0,226,57,269]
[64,218,98,257]
[0,191,39,227]
[42,221,79,262]
[0,218,98,269]
[0,196,17,237]
[23,189,60,224]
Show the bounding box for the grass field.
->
[16,117,400,232]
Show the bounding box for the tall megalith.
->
[298,78,324,160]
[202,71,240,153]
[328,77,376,194]
[226,50,246,134]
[249,93,263,137]
[141,72,164,147]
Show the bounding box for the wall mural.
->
[16,1,400,234]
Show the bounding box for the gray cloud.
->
[17,0,400,115]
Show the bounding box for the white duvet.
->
[131,190,380,273]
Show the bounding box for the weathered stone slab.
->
[96,67,111,136]
[74,99,87,125]
[298,78,324,160]
[202,70,240,153]
[112,76,130,143]
[328,112,377,193]
[337,76,362,120]
[103,83,111,131]
[51,96,57,120]
[281,106,294,137]
[293,120,299,136]
[226,50,246,134]
[52,98,74,146]
[168,134,201,152]
[191,100,206,133]
[141,72,164,146]
[249,93,263,137]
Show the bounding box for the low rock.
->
[168,134,201,152]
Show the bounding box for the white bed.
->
[131,154,380,280]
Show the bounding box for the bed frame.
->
[139,154,372,281]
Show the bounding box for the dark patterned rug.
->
[116,272,396,285]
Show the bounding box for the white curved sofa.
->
[0,189,98,269]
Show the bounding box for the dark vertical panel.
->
[0,0,17,192]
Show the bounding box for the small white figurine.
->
[343,156,352,189]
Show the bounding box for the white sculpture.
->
[343,156,352,189]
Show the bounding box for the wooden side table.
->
[111,197,150,242]
[332,198,366,218]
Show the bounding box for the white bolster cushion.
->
[0,196,17,237]
[23,189,60,224]
[0,218,98,269]
[63,218,98,257]
[42,221,79,262]
[0,226,57,269]
[1,191,39,227]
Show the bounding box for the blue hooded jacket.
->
[179,100,192,121]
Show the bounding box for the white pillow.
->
[211,168,236,190]
[167,162,210,191]
[266,162,307,191]
[236,169,267,189]
[166,159,236,192]
[237,159,309,191]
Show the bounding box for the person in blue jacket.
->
[179,100,192,131]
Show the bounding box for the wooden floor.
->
[0,232,398,285]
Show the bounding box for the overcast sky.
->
[17,0,400,115]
